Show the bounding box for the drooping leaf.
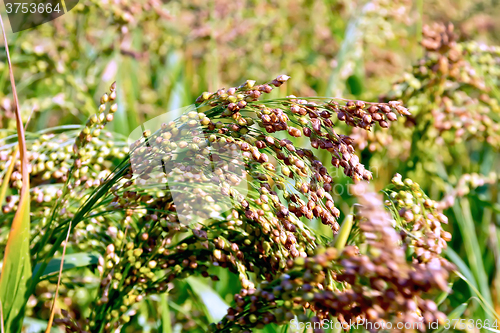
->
[32,252,100,280]
[433,302,468,333]
[0,15,32,333]
[0,193,31,333]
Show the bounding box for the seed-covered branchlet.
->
[385,174,455,269]
[352,23,500,161]
[0,83,129,260]
[208,182,452,333]
[437,172,499,210]
[54,310,90,333]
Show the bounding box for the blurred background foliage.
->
[1,0,500,331]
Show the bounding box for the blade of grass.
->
[452,197,494,320]
[325,1,367,97]
[113,54,140,136]
[0,107,34,206]
[0,300,4,333]
[159,294,172,333]
[496,227,500,314]
[416,0,423,59]
[445,247,478,291]
[185,276,229,323]
[0,15,32,333]
[44,220,73,333]
[454,270,499,321]
[435,283,454,307]
[60,0,67,12]
[167,299,207,330]
[208,0,220,92]
[433,302,468,333]
[333,213,354,251]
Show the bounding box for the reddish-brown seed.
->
[321,111,331,118]
[386,112,398,121]
[379,120,389,128]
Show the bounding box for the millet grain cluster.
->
[1,77,453,332]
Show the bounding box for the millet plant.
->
[350,22,500,323]
[0,70,456,332]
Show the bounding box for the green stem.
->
[333,214,354,251]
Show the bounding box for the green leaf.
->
[454,271,499,321]
[280,324,289,333]
[435,281,454,307]
[474,194,500,215]
[32,252,100,280]
[333,214,354,251]
[452,198,493,320]
[0,16,32,333]
[0,191,31,333]
[346,74,363,96]
[433,303,468,333]
[112,55,140,136]
[445,247,478,291]
[185,276,229,323]
[160,294,172,333]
